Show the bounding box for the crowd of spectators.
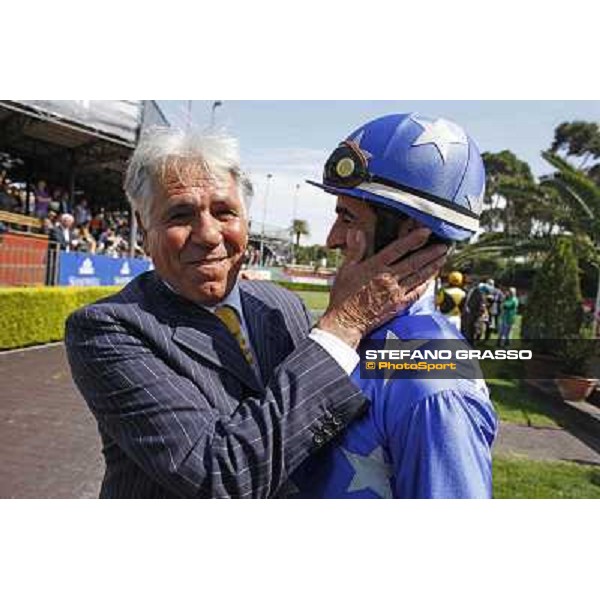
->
[1,169,145,258]
[45,206,143,258]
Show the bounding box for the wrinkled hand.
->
[317,227,448,348]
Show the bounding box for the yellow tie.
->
[214,305,254,365]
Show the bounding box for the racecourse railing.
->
[0,210,44,232]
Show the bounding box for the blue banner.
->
[58,252,153,286]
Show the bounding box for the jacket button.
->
[320,424,336,438]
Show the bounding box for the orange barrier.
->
[0,231,53,286]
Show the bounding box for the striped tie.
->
[214,305,254,365]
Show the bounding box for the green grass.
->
[487,378,560,428]
[477,337,561,428]
[493,456,600,498]
[296,290,330,311]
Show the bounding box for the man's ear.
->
[135,211,148,253]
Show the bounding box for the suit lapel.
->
[148,274,262,393]
[172,320,262,393]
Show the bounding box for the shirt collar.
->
[160,278,242,315]
[212,283,243,315]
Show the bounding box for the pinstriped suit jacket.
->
[65,271,366,498]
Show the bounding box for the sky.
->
[158,101,600,246]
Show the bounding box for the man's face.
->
[141,160,248,305]
[326,195,378,257]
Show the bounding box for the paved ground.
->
[0,344,103,498]
[1,343,599,498]
[494,422,600,465]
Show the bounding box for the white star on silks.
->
[341,446,393,498]
[348,130,373,160]
[410,116,467,163]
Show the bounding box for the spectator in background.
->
[484,279,504,341]
[41,210,59,235]
[59,189,71,215]
[461,280,489,344]
[497,287,519,347]
[16,189,27,214]
[0,179,18,211]
[89,208,106,240]
[35,179,51,218]
[49,187,70,216]
[27,191,37,215]
[72,221,97,254]
[74,198,91,226]
[50,188,62,214]
[11,188,34,215]
[97,226,117,254]
[11,186,24,212]
[50,213,76,251]
[436,270,466,331]
[0,169,7,196]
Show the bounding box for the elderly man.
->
[65,128,445,498]
[286,113,497,498]
[51,213,76,251]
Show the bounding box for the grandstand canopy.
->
[0,100,168,209]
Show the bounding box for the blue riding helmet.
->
[307,113,486,241]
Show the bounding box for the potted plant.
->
[553,332,598,402]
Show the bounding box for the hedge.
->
[270,280,331,293]
[0,287,120,350]
[0,279,332,350]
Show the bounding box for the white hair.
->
[60,213,74,226]
[124,127,253,225]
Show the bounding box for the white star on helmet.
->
[410,116,467,163]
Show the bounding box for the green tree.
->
[551,121,600,170]
[522,237,583,353]
[290,219,310,248]
[480,150,550,237]
[293,244,340,267]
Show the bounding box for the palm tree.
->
[540,151,600,241]
[291,219,310,249]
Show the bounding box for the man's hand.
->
[317,227,448,348]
